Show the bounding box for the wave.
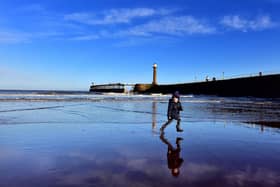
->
[0,92,195,102]
[1,90,279,104]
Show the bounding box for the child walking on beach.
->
[160,91,183,133]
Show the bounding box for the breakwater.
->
[134,74,280,98]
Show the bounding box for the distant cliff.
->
[134,74,280,98]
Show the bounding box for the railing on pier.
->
[160,70,280,85]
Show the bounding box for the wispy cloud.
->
[64,8,174,25]
[67,16,216,42]
[120,16,216,37]
[70,34,100,41]
[220,15,276,32]
[0,31,30,44]
[0,30,65,44]
[1,4,279,45]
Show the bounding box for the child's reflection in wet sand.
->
[160,133,184,177]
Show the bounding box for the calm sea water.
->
[0,90,280,187]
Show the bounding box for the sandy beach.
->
[0,92,280,187]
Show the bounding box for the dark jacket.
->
[167,99,183,120]
[167,147,184,170]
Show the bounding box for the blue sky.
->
[0,0,280,90]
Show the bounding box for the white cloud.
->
[64,8,174,25]
[2,6,278,44]
[220,15,276,32]
[0,30,66,44]
[70,34,100,41]
[122,16,216,36]
[66,16,215,42]
[0,31,30,44]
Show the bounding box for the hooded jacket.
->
[167,98,183,120]
[167,146,184,170]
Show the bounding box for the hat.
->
[171,168,180,177]
[173,91,180,98]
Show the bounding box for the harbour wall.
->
[133,74,280,98]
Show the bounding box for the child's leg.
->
[176,118,183,132]
[176,137,183,150]
[160,119,173,133]
[160,133,174,149]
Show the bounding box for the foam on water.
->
[0,90,191,102]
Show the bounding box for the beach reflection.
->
[160,133,184,177]
[1,121,280,187]
[1,97,280,187]
[152,100,157,131]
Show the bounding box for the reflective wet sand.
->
[0,96,280,187]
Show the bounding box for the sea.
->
[0,90,280,187]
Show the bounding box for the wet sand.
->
[0,96,280,187]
